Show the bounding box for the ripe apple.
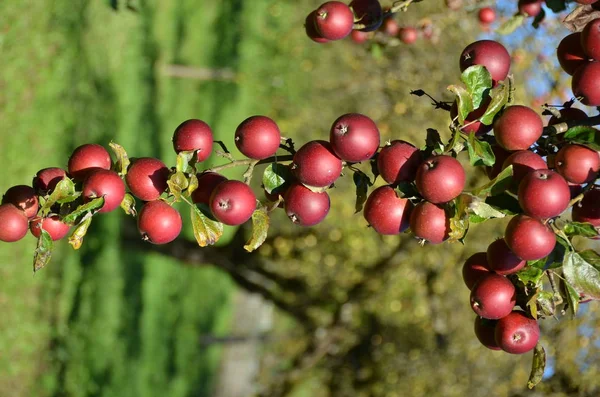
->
[459,40,511,86]
[493,105,543,151]
[494,311,540,354]
[555,144,600,184]
[284,183,330,226]
[470,273,516,319]
[30,216,70,241]
[210,180,256,226]
[474,316,501,350]
[557,33,588,76]
[234,115,281,160]
[486,239,525,275]
[292,140,342,188]
[505,214,556,260]
[0,203,29,242]
[330,113,380,163]
[415,155,465,204]
[314,1,355,41]
[518,169,570,219]
[138,200,182,244]
[462,252,492,290]
[377,140,422,184]
[2,185,39,219]
[68,144,112,181]
[172,119,214,162]
[363,185,413,235]
[409,201,449,244]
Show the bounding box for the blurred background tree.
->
[0,0,599,397]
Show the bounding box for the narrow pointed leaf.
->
[40,178,78,215]
[68,215,93,250]
[120,193,137,216]
[563,280,580,318]
[447,85,473,124]
[109,141,130,176]
[563,221,599,238]
[449,194,471,242]
[516,266,544,285]
[497,13,526,35]
[479,81,510,125]
[469,198,506,220]
[472,165,513,197]
[190,205,223,247]
[353,170,371,213]
[186,174,199,197]
[33,229,53,273]
[527,344,546,389]
[62,197,105,224]
[563,126,600,150]
[425,128,444,155]
[244,208,270,252]
[466,134,495,167]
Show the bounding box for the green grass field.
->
[0,1,310,395]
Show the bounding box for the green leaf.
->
[484,192,521,215]
[68,215,93,250]
[186,174,199,197]
[562,251,600,300]
[190,205,223,247]
[353,170,371,213]
[516,266,544,286]
[537,290,556,317]
[497,13,526,35]
[544,0,566,13]
[544,238,567,270]
[579,249,600,269]
[447,85,473,124]
[62,197,105,224]
[531,8,545,29]
[109,141,130,177]
[563,221,599,238]
[527,258,547,270]
[395,181,420,199]
[479,81,510,125]
[244,208,270,252]
[449,194,471,243]
[262,163,293,194]
[527,344,546,389]
[460,65,492,109]
[39,178,78,216]
[425,128,444,155]
[176,150,196,174]
[444,126,464,154]
[120,193,137,217]
[33,229,53,273]
[563,126,600,150]
[563,280,580,318]
[469,198,506,221]
[167,171,189,201]
[472,165,513,197]
[466,134,495,167]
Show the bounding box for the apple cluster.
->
[305,0,384,43]
[557,17,600,106]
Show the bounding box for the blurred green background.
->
[1,1,599,397]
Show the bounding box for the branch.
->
[207,154,294,174]
[543,113,600,135]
